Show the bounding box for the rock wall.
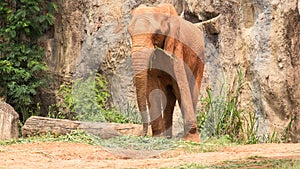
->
[184,0,300,141]
[43,0,138,113]
[43,0,300,141]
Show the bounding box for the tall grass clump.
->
[197,69,259,144]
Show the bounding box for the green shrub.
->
[49,73,111,121]
[49,73,140,124]
[0,0,57,122]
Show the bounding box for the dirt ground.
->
[0,142,300,169]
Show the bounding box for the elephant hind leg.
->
[163,85,176,139]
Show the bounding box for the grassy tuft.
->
[95,135,177,150]
[95,135,232,152]
[0,130,98,146]
[0,131,231,153]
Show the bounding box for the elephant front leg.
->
[179,73,200,142]
[134,73,149,136]
[177,98,200,142]
[166,40,200,142]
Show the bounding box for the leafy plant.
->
[0,0,57,122]
[49,73,110,121]
[49,73,141,124]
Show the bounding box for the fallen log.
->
[22,116,151,139]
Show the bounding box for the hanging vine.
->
[0,0,57,122]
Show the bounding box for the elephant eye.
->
[152,34,165,49]
[153,40,161,48]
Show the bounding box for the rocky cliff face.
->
[185,0,300,142]
[43,0,300,142]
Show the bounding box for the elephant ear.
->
[163,16,181,53]
[154,4,178,35]
[157,4,178,16]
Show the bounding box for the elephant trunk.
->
[130,34,154,71]
[131,43,154,136]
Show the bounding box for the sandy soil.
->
[0,142,300,169]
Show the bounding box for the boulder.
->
[0,102,19,140]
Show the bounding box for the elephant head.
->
[128,4,178,52]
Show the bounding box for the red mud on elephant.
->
[127,4,205,142]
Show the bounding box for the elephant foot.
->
[151,119,165,137]
[142,123,149,136]
[152,130,164,137]
[166,135,172,139]
[151,122,164,137]
[164,127,172,139]
[183,132,200,142]
[183,123,200,142]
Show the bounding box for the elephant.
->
[127,4,205,142]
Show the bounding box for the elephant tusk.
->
[179,11,184,18]
[194,14,221,34]
[298,0,300,15]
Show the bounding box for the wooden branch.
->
[22,116,151,139]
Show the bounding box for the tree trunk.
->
[22,116,150,139]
